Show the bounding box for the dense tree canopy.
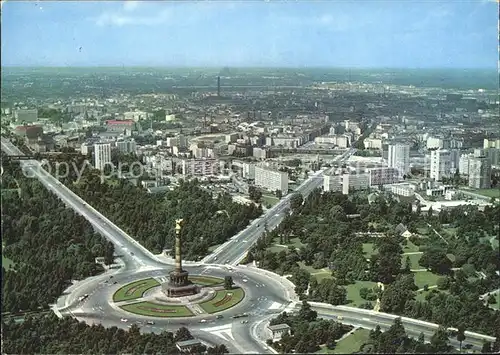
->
[49,155,262,259]
[2,314,228,354]
[1,161,112,313]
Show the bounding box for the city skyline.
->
[1,0,498,68]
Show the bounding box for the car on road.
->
[147,321,155,325]
[216,315,223,319]
[214,256,217,260]
[241,320,249,324]
[242,279,248,283]
[120,318,128,322]
[199,319,207,323]
[337,316,343,320]
[463,344,473,350]
[130,252,134,256]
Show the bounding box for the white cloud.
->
[94,8,171,27]
[123,1,140,12]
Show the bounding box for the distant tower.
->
[217,76,221,97]
[163,219,199,297]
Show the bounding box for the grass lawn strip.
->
[120,301,193,317]
[199,288,245,313]
[345,281,378,307]
[316,328,371,354]
[188,275,223,286]
[413,271,441,289]
[113,278,160,302]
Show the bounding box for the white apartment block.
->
[242,163,255,179]
[315,135,350,148]
[116,140,136,154]
[364,138,382,150]
[484,138,500,149]
[459,153,473,175]
[94,143,112,171]
[430,149,451,181]
[181,159,220,176]
[368,168,399,186]
[426,137,444,149]
[388,143,410,178]
[254,166,288,195]
[344,120,362,134]
[468,156,491,189]
[342,173,370,195]
[14,109,38,122]
[323,174,342,192]
[391,183,415,197]
[192,147,215,159]
[166,134,187,148]
[124,111,149,121]
[81,142,93,155]
[253,147,270,160]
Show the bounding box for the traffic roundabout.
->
[112,274,246,318]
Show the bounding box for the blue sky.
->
[1,0,498,68]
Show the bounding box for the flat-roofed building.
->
[368,167,399,186]
[254,166,288,195]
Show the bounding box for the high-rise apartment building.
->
[94,143,112,171]
[468,156,491,189]
[254,166,288,195]
[387,143,410,178]
[430,149,451,181]
[116,140,136,154]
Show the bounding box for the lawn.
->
[362,243,376,259]
[120,301,193,317]
[298,262,333,282]
[401,253,422,269]
[402,240,420,253]
[442,228,458,237]
[416,227,429,235]
[413,271,442,289]
[262,194,280,207]
[199,287,245,313]
[316,328,371,354]
[268,237,305,253]
[188,275,223,286]
[474,188,500,198]
[345,281,378,307]
[488,294,500,311]
[113,278,160,302]
[2,254,15,271]
[2,244,16,271]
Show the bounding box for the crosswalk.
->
[200,324,234,342]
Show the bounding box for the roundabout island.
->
[57,218,296,354]
[110,220,246,319]
[113,275,245,318]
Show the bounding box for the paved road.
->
[203,147,357,266]
[3,138,496,353]
[1,138,166,271]
[62,264,293,354]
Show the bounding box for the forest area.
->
[247,189,500,337]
